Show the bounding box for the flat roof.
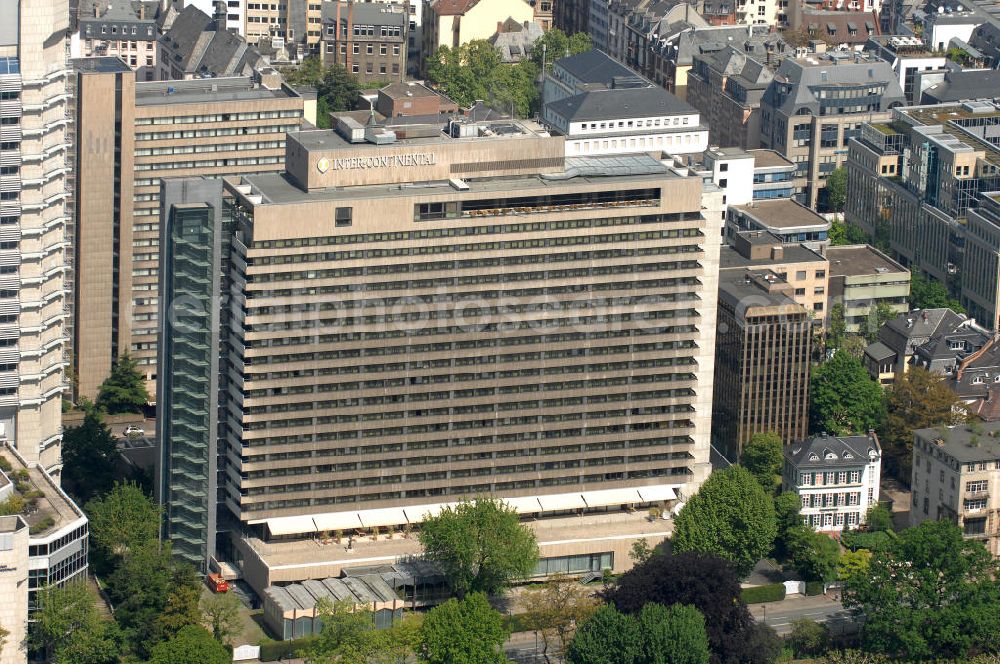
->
[914,422,1000,463]
[826,244,908,277]
[0,444,85,538]
[72,56,133,73]
[718,274,802,311]
[134,77,299,106]
[732,199,830,230]
[239,158,677,206]
[291,119,547,151]
[749,149,794,169]
[719,243,827,269]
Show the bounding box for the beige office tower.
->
[193,121,724,589]
[0,0,69,473]
[69,59,307,400]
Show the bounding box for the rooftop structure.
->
[827,244,911,333]
[490,17,544,62]
[727,198,831,251]
[920,69,1000,104]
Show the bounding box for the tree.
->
[105,543,201,657]
[829,220,869,247]
[300,599,383,664]
[909,274,965,313]
[639,603,710,664]
[155,575,203,639]
[784,526,840,583]
[788,619,830,658]
[825,167,848,213]
[837,548,872,583]
[740,432,783,495]
[672,466,778,578]
[418,593,510,664]
[61,406,118,505]
[148,625,230,664]
[844,520,1000,660]
[85,482,160,569]
[827,303,847,350]
[318,64,362,114]
[200,592,243,646]
[32,582,125,664]
[427,42,539,117]
[772,491,802,559]
[629,538,654,564]
[861,302,897,344]
[520,573,598,654]
[882,366,964,478]
[863,503,892,532]
[606,552,770,664]
[418,498,538,598]
[96,354,149,415]
[530,29,592,71]
[565,604,641,664]
[809,350,884,436]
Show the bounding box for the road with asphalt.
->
[749,593,858,636]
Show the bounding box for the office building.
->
[748,149,795,200]
[542,48,643,106]
[826,244,910,332]
[720,230,829,319]
[69,60,307,399]
[0,440,90,660]
[319,2,408,82]
[713,269,813,463]
[0,0,70,473]
[159,114,724,585]
[760,52,904,208]
[911,421,1000,556]
[726,198,831,252]
[846,102,1000,328]
[783,432,882,532]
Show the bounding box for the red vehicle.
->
[206,573,230,593]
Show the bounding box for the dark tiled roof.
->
[553,49,637,85]
[785,432,881,469]
[546,85,695,122]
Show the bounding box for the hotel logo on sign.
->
[317,153,438,172]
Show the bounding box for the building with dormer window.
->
[783,431,882,532]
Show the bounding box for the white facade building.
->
[543,85,710,157]
[783,432,883,532]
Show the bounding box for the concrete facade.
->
[70,64,305,399]
[0,0,70,474]
[912,422,1000,557]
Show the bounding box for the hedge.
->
[258,636,317,662]
[740,583,786,604]
[804,581,824,596]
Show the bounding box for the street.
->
[749,594,856,636]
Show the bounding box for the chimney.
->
[497,21,503,33]
[770,245,784,260]
[139,2,145,19]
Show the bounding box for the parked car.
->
[124,425,144,438]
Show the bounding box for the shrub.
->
[0,494,25,516]
[29,516,55,534]
[740,583,786,604]
[804,581,825,596]
[0,456,11,472]
[257,636,317,662]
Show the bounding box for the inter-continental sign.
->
[317,153,437,173]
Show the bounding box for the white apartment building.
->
[0,0,69,475]
[784,432,883,532]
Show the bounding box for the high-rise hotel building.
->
[0,0,70,473]
[159,117,725,584]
